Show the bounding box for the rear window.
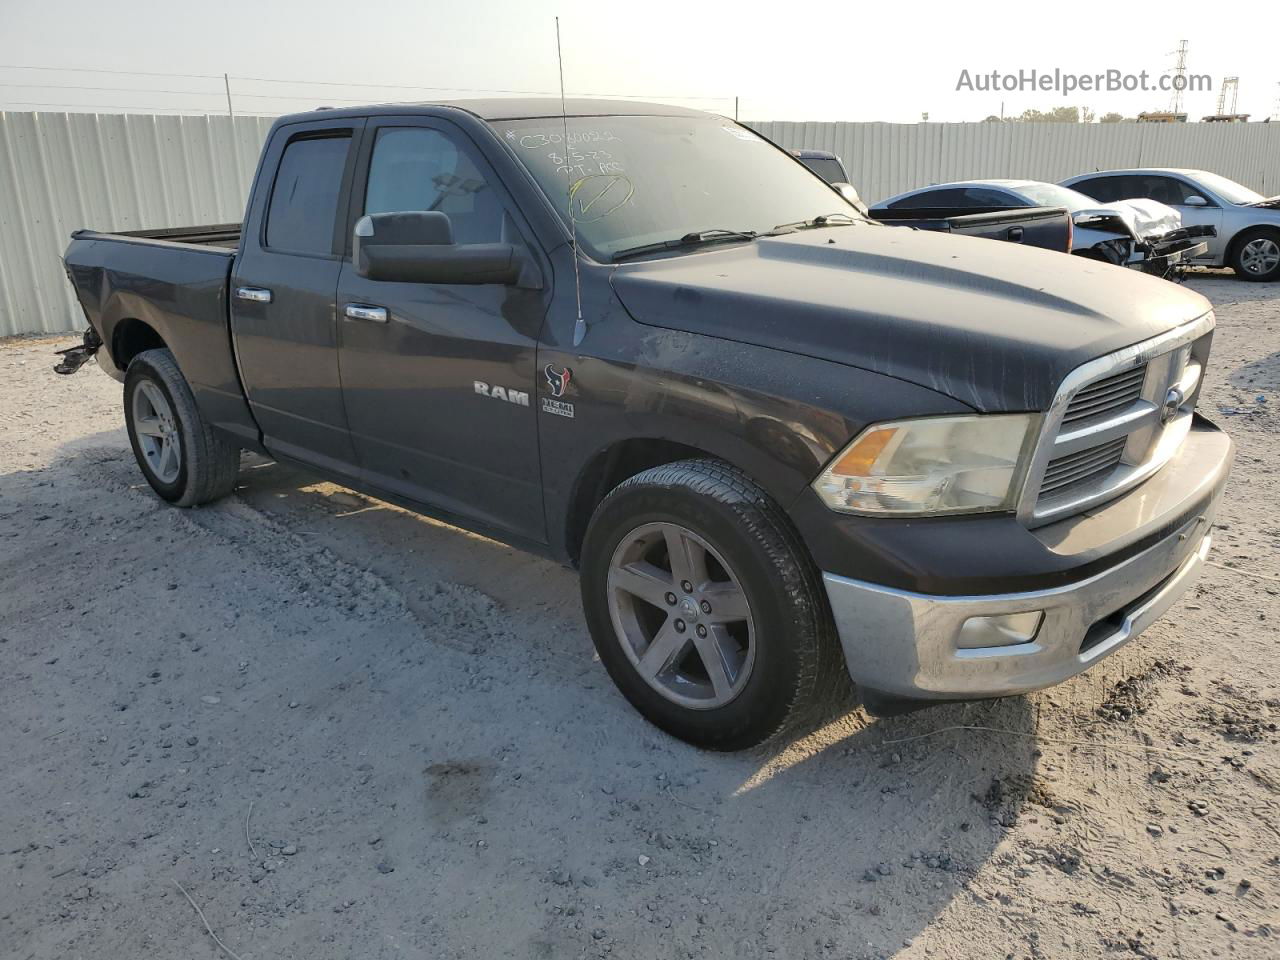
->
[265,134,351,255]
[799,157,847,184]
[1070,176,1131,203]
[888,188,970,209]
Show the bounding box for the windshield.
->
[490,115,860,261]
[1190,171,1264,205]
[1014,183,1101,211]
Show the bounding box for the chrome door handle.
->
[235,286,273,303]
[344,303,388,323]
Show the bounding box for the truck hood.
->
[609,225,1211,412]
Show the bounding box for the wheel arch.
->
[564,437,712,566]
[110,317,168,371]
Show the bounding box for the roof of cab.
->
[275,98,713,124]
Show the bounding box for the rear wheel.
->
[124,348,240,506]
[580,459,847,750]
[1231,228,1280,282]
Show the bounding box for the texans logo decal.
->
[545,364,572,398]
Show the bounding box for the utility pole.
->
[223,73,234,120]
[734,96,738,121]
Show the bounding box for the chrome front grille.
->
[1061,366,1147,425]
[1018,313,1215,528]
[1040,437,1128,497]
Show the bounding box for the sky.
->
[0,0,1276,123]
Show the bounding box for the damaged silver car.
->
[872,179,1213,278]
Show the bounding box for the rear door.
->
[231,118,364,472]
[334,116,549,541]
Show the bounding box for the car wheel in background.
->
[1231,228,1280,282]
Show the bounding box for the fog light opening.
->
[957,611,1044,650]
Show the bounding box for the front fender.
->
[538,321,974,562]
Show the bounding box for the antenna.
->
[556,17,586,347]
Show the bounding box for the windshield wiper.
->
[612,229,758,262]
[768,212,860,234]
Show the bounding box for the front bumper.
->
[821,419,1231,700]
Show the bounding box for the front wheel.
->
[580,459,847,750]
[1231,228,1280,282]
[124,348,240,506]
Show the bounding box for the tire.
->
[1230,227,1280,282]
[123,348,240,506]
[580,459,848,750]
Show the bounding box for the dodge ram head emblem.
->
[545,364,572,398]
[1160,386,1185,425]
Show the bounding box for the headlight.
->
[812,414,1036,516]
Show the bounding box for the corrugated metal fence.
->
[750,120,1280,210]
[0,112,273,337]
[3,111,1280,337]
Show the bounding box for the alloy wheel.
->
[132,379,182,484]
[1240,237,1280,276]
[606,521,756,710]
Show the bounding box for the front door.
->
[231,119,364,472]
[1166,177,1226,262]
[335,118,549,541]
[1121,174,1224,263]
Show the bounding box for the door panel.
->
[1167,181,1225,262]
[1079,174,1224,262]
[336,119,548,541]
[231,122,362,471]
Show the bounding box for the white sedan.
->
[1062,168,1280,282]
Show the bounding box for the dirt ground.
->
[1,271,1277,960]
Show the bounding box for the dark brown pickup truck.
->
[60,99,1230,749]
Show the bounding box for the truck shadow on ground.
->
[225,452,1046,955]
[5,439,1045,959]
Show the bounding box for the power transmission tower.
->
[1215,77,1239,115]
[1168,39,1189,113]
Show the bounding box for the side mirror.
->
[354,211,534,286]
[831,182,869,216]
[1183,195,1208,207]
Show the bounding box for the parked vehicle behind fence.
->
[59,100,1231,750]
[1062,168,1280,282]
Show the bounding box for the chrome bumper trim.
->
[823,526,1212,699]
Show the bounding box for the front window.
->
[490,115,859,261]
[1188,171,1264,205]
[364,127,505,244]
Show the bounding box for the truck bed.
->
[868,206,1071,253]
[78,222,242,249]
[63,227,258,447]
